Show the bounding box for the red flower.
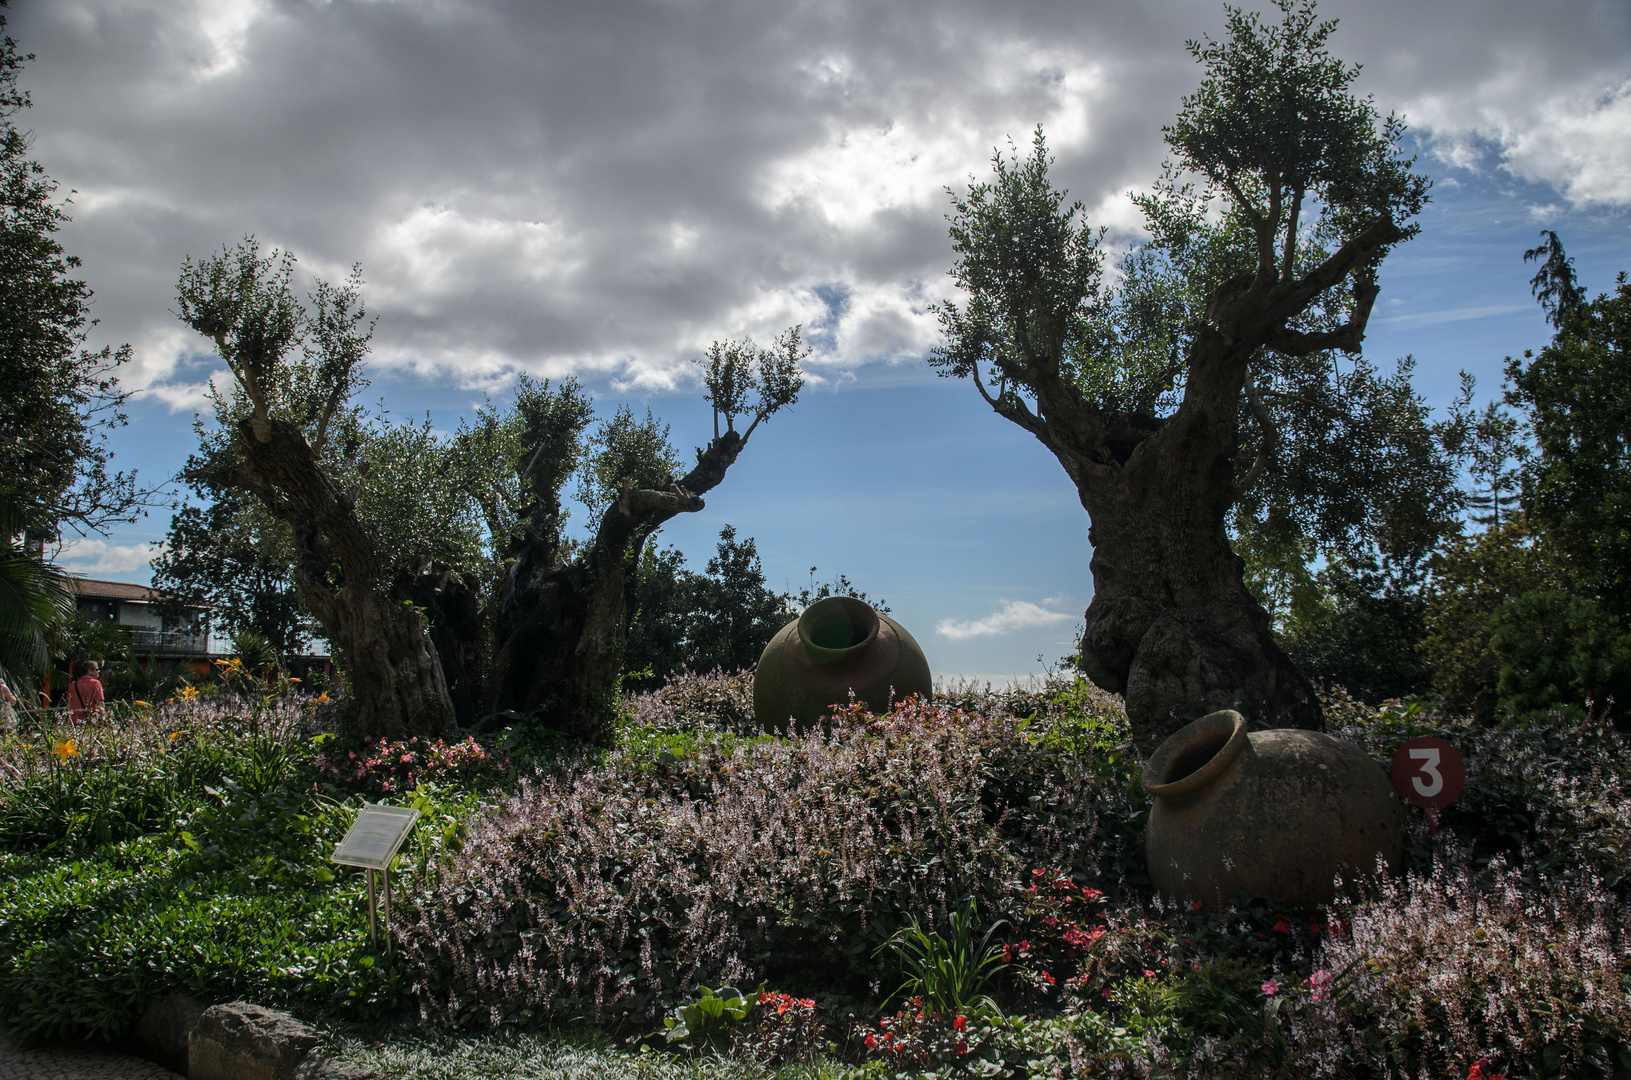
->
[1188,900,1204,913]
[864,1033,877,1050]
[953,1015,967,1032]
[955,1039,968,1056]
[1272,917,1293,934]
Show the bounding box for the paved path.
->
[0,1024,180,1080]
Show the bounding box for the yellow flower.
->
[133,700,151,708]
[314,692,331,704]
[287,677,301,684]
[168,731,184,742]
[51,740,78,761]
[176,686,200,702]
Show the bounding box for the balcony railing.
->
[128,629,209,654]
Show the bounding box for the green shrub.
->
[0,841,400,1042]
[0,693,481,1043]
[1490,590,1631,720]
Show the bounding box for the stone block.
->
[188,1001,321,1080]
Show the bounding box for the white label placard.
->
[331,804,420,870]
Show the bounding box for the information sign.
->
[331,804,420,870]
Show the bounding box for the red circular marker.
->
[1390,736,1465,810]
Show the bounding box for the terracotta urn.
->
[752,596,932,732]
[1142,710,1405,910]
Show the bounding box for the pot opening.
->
[1163,728,1234,785]
[801,598,876,651]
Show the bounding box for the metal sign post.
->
[331,804,420,953]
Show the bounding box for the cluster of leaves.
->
[1329,692,1631,889]
[315,734,509,798]
[647,983,828,1068]
[624,527,789,694]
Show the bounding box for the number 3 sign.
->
[1390,736,1465,811]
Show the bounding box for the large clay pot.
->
[753,596,932,732]
[1143,710,1405,910]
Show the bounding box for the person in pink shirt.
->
[66,661,104,721]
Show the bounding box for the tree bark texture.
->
[403,565,483,729]
[487,432,746,742]
[1069,332,1319,755]
[234,416,456,740]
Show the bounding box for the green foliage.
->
[878,899,1008,1021]
[698,328,808,441]
[1278,550,1434,703]
[1506,259,1631,608]
[625,527,789,692]
[453,374,595,563]
[1423,521,1559,720]
[0,695,482,1042]
[577,406,682,517]
[0,493,73,693]
[1420,236,1631,721]
[0,13,137,539]
[661,984,756,1048]
[0,841,401,1043]
[1169,1,1428,241]
[1489,591,1631,720]
[151,480,310,657]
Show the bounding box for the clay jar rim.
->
[797,596,880,664]
[1143,710,1248,802]
[781,596,902,696]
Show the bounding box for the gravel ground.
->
[0,1023,180,1080]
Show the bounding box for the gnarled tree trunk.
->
[488,433,746,742]
[236,416,456,740]
[1070,335,1319,751]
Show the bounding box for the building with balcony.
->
[67,577,212,658]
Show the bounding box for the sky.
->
[10,0,1631,681]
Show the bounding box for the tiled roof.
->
[67,577,165,602]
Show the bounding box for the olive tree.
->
[932,1,1433,751]
[175,240,464,738]
[473,333,805,741]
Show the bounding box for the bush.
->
[1329,856,1631,1079]
[0,692,476,1043]
[0,841,401,1043]
[316,734,509,798]
[1329,693,1631,889]
[626,669,759,736]
[400,694,1140,1031]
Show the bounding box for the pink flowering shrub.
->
[316,736,508,797]
[1329,692,1631,888]
[624,669,758,736]
[1325,855,1631,1078]
[398,696,1133,1029]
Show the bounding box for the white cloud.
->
[936,599,1075,640]
[147,372,227,413]
[56,538,156,575]
[9,0,1628,399]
